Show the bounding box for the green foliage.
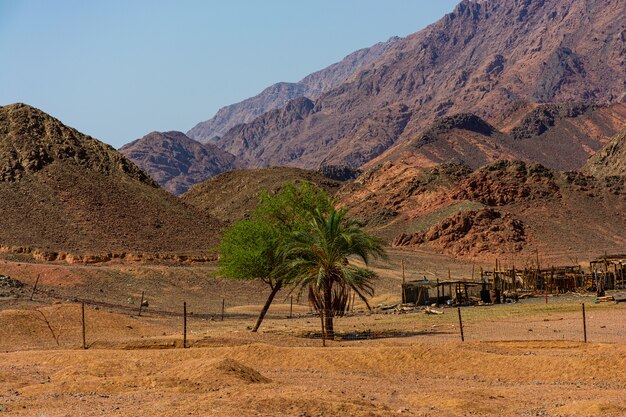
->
[285,206,387,337]
[255,182,333,232]
[218,218,278,284]
[218,181,332,286]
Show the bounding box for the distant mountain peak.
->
[119,130,238,195]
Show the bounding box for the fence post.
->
[457,307,465,342]
[221,298,225,321]
[183,302,187,349]
[30,274,40,301]
[81,302,86,349]
[138,290,145,317]
[289,296,293,318]
[582,303,587,343]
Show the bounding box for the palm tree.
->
[285,206,386,341]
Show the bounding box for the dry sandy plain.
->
[1,248,625,417]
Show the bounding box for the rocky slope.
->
[0,103,222,262]
[365,102,626,171]
[182,167,341,224]
[337,159,626,259]
[582,127,626,177]
[120,131,237,195]
[213,0,625,170]
[186,37,400,142]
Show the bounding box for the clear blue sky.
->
[0,0,459,148]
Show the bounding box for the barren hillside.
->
[182,167,341,224]
[338,160,626,260]
[0,104,222,262]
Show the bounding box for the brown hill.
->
[582,127,626,178]
[337,160,626,260]
[182,167,341,224]
[212,0,625,170]
[0,103,222,262]
[186,37,400,142]
[365,103,626,171]
[119,131,238,195]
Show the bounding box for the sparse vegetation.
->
[218,182,331,331]
[285,206,387,340]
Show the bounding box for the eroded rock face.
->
[393,208,525,255]
[582,128,626,178]
[409,114,496,149]
[510,103,594,140]
[451,160,560,206]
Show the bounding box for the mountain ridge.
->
[186,36,401,142]
[210,0,625,170]
[120,130,238,195]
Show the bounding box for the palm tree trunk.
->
[252,280,283,332]
[323,285,334,339]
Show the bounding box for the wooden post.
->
[401,260,406,304]
[183,302,187,349]
[582,303,587,343]
[290,295,293,318]
[221,298,225,321]
[30,274,40,301]
[436,278,440,306]
[536,249,540,270]
[138,290,145,317]
[81,302,86,350]
[457,308,464,342]
[351,292,355,311]
[320,310,326,347]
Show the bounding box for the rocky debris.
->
[399,163,472,198]
[451,160,560,206]
[582,128,626,178]
[0,274,25,297]
[317,165,361,181]
[120,131,238,195]
[409,114,496,149]
[510,103,593,140]
[393,208,526,255]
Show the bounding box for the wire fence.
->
[4,282,625,350]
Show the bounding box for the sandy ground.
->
[1,251,625,416]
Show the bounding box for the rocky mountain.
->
[186,37,401,142]
[365,102,626,171]
[120,131,237,195]
[182,167,341,224]
[337,159,626,260]
[582,127,626,177]
[212,0,625,170]
[0,103,222,262]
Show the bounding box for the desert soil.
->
[1,250,624,417]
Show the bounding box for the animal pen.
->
[401,254,626,306]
